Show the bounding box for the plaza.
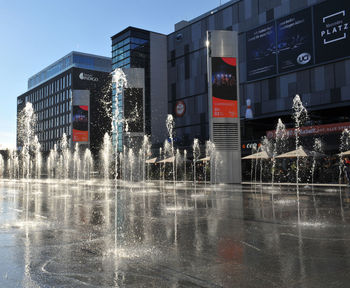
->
[0,180,349,287]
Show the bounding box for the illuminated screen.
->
[211,57,238,118]
[72,105,89,142]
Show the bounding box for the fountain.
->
[141,135,151,182]
[183,149,187,182]
[111,69,127,183]
[128,148,135,183]
[0,154,4,178]
[17,102,37,179]
[166,114,175,183]
[292,94,308,200]
[101,133,112,181]
[192,139,200,185]
[83,148,93,180]
[271,119,287,185]
[73,143,81,180]
[205,140,215,184]
[311,138,322,186]
[61,133,71,180]
[175,148,181,182]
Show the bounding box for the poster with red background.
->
[72,105,89,142]
[212,57,238,118]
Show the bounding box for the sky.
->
[0,0,228,149]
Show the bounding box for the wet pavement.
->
[0,180,350,287]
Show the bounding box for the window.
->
[171,50,176,67]
[184,45,190,79]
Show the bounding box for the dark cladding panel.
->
[314,0,350,63]
[124,88,144,133]
[246,23,277,81]
[277,8,313,73]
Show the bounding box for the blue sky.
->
[0,0,227,149]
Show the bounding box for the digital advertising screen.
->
[73,105,89,142]
[314,0,350,63]
[246,23,277,81]
[277,8,313,73]
[211,57,238,118]
[124,88,144,132]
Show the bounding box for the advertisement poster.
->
[314,0,350,63]
[277,8,313,73]
[211,57,238,118]
[73,105,89,142]
[246,23,277,81]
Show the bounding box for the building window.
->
[171,50,176,67]
[184,45,190,79]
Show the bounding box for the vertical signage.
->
[246,23,277,81]
[72,90,90,143]
[314,0,350,63]
[211,57,238,118]
[73,105,89,142]
[277,8,313,73]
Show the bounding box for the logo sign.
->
[314,0,350,63]
[297,53,311,65]
[175,101,186,117]
[242,143,258,150]
[321,10,348,45]
[79,72,98,82]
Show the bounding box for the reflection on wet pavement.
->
[0,180,350,287]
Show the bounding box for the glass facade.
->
[111,28,150,151]
[28,52,111,90]
[22,72,73,151]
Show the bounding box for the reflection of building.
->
[17,51,111,155]
[111,27,168,151]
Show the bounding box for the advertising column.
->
[72,90,90,146]
[207,30,241,184]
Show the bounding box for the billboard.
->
[246,23,277,81]
[73,105,89,142]
[72,90,89,143]
[277,8,313,73]
[314,0,350,63]
[211,57,238,118]
[124,88,144,132]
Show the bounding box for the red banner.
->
[266,122,350,138]
[73,129,88,142]
[213,97,238,118]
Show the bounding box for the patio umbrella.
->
[275,147,324,158]
[339,150,350,156]
[198,156,210,162]
[242,151,269,160]
[157,156,175,163]
[145,157,157,164]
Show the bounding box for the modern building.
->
[17,51,111,155]
[111,27,168,151]
[166,0,349,152]
[110,0,349,153]
[109,0,350,182]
